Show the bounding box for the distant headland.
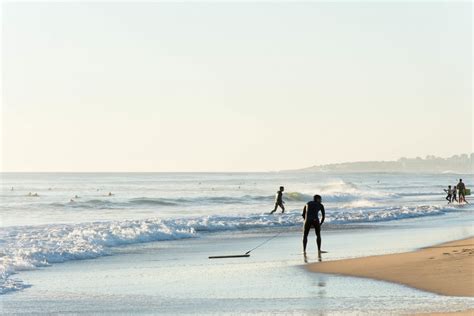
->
[289,153,474,174]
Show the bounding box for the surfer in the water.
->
[452,185,458,203]
[270,186,285,214]
[444,185,453,203]
[302,195,325,255]
[457,179,466,203]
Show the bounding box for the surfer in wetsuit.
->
[270,186,285,214]
[302,195,325,255]
[457,179,466,203]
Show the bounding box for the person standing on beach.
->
[457,179,466,203]
[444,185,453,203]
[302,195,325,254]
[270,186,285,214]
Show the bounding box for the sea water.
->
[1,172,473,314]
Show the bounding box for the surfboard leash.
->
[245,231,282,255]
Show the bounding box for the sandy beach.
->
[415,309,474,316]
[308,237,474,297]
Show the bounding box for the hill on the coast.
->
[290,153,474,173]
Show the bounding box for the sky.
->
[1,1,472,172]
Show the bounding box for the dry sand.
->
[307,237,474,297]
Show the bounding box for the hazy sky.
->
[2,2,472,172]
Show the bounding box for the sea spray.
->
[0,203,462,294]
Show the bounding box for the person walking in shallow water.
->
[444,185,453,203]
[457,179,466,203]
[452,185,458,203]
[302,195,325,255]
[270,186,285,214]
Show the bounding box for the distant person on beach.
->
[270,186,285,214]
[457,179,466,203]
[452,185,458,203]
[108,192,113,196]
[302,195,325,255]
[444,185,453,203]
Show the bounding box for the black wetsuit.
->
[270,191,285,214]
[302,201,325,252]
[457,182,466,202]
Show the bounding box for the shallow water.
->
[1,172,473,313]
[3,214,474,314]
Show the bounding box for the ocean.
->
[1,172,473,314]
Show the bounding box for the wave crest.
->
[0,203,462,294]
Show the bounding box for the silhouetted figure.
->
[457,179,466,203]
[452,185,458,203]
[302,195,325,254]
[444,185,453,203]
[270,186,285,214]
[108,192,113,196]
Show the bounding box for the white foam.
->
[0,204,461,294]
[0,219,195,294]
[341,199,378,208]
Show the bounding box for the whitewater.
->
[1,172,472,295]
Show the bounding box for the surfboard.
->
[208,254,250,259]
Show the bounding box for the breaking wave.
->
[0,203,462,294]
[49,190,396,210]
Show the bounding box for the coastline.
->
[307,237,474,297]
[414,309,474,316]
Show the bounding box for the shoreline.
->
[307,237,474,298]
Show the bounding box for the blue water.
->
[0,172,473,306]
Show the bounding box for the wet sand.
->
[414,309,474,316]
[308,237,474,297]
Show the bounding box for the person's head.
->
[459,179,463,183]
[448,185,451,188]
[313,195,322,203]
[280,186,284,192]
